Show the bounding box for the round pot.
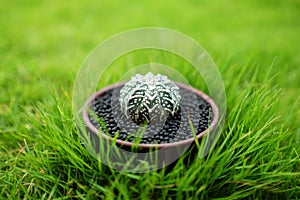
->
[82,82,219,171]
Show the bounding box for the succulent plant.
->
[119,72,181,125]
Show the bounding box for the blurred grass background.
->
[1,0,299,106]
[0,0,299,199]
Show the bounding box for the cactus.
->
[119,72,181,125]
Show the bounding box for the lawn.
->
[0,0,299,199]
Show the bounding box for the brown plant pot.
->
[82,82,219,168]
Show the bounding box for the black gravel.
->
[88,86,213,144]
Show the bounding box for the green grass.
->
[1,0,300,199]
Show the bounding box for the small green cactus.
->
[119,72,181,125]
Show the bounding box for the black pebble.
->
[88,87,213,144]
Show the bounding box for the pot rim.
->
[82,82,219,149]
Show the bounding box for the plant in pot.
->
[82,72,219,170]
